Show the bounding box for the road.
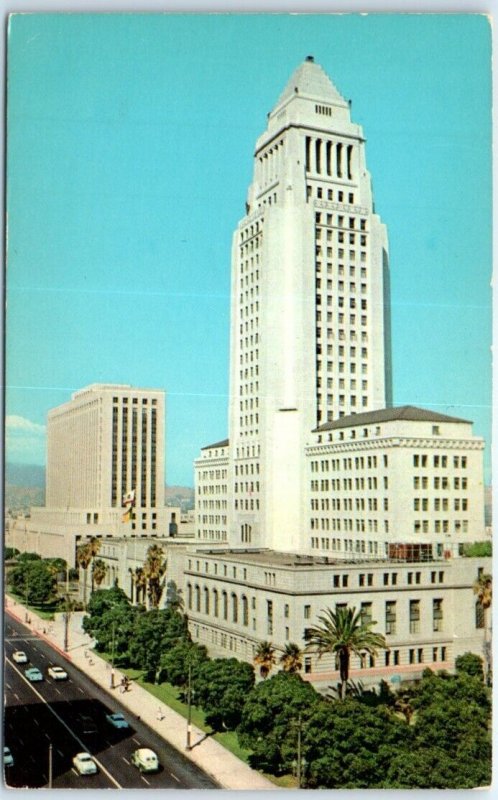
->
[4,614,219,789]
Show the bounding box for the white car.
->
[4,746,14,767]
[48,665,68,680]
[12,651,28,664]
[72,752,97,775]
[131,748,159,773]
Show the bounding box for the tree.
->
[305,606,387,700]
[304,699,411,788]
[164,579,185,613]
[76,537,101,607]
[279,642,303,674]
[473,571,492,682]
[237,672,320,775]
[158,639,208,688]
[195,658,255,731]
[91,559,108,589]
[128,607,189,681]
[142,544,167,608]
[253,640,277,678]
[455,652,485,681]
[9,559,57,606]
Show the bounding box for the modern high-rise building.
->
[13,384,174,565]
[46,384,165,529]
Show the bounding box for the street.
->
[4,614,219,789]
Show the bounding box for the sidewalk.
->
[5,596,277,790]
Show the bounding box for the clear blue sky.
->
[6,13,492,486]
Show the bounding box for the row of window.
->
[414,454,468,468]
[414,519,469,534]
[414,497,469,511]
[311,476,388,490]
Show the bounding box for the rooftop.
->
[314,405,471,433]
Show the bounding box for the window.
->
[360,602,372,626]
[475,601,485,629]
[409,600,420,634]
[304,605,311,619]
[385,601,396,635]
[433,599,443,632]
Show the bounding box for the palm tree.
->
[473,571,492,682]
[254,640,277,679]
[280,642,303,674]
[305,606,387,700]
[76,537,101,606]
[91,559,108,589]
[142,544,167,608]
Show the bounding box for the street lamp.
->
[185,663,192,750]
[110,621,116,689]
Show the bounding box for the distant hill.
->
[165,485,194,511]
[5,463,46,488]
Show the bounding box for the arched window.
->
[213,588,219,617]
[242,595,249,626]
[195,584,201,612]
[203,587,210,614]
[231,593,238,623]
[222,591,228,620]
[187,583,192,610]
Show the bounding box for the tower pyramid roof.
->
[273,56,348,112]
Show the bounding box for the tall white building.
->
[13,384,174,565]
[46,384,165,530]
[227,57,392,554]
[195,57,486,558]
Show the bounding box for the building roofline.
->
[313,405,472,433]
[200,438,229,451]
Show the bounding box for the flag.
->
[122,489,136,508]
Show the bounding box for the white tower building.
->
[227,57,391,552]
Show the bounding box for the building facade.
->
[12,384,171,566]
[185,549,490,689]
[191,58,489,682]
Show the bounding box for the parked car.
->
[25,667,43,682]
[72,752,97,775]
[105,712,129,729]
[12,651,28,664]
[131,748,159,773]
[48,666,68,680]
[4,747,14,767]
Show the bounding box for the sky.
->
[5,12,492,487]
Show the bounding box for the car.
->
[131,748,159,773]
[12,650,28,664]
[72,752,97,776]
[48,665,68,680]
[78,715,98,735]
[4,747,14,768]
[25,667,43,682]
[105,712,129,729]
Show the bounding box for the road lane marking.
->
[171,773,180,783]
[34,718,40,726]
[5,683,11,690]
[141,776,151,786]
[77,687,85,694]
[54,688,61,695]
[57,749,64,757]
[14,693,20,701]
[6,658,122,789]
[132,737,140,745]
[121,757,130,765]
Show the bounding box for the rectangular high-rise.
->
[46,383,165,532]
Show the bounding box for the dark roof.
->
[314,405,471,433]
[201,438,229,451]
